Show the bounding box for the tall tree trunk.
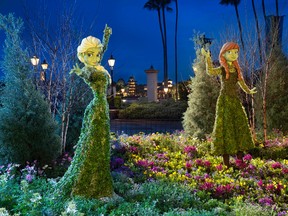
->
[162,7,168,87]
[252,0,263,65]
[263,61,269,141]
[276,0,279,16]
[262,0,266,18]
[174,0,178,100]
[234,4,245,50]
[157,9,166,87]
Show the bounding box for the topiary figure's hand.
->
[249,87,257,94]
[201,48,211,58]
[70,63,82,75]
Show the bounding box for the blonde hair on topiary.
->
[77,36,103,63]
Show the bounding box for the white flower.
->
[30,193,42,203]
[0,207,10,216]
[66,201,77,214]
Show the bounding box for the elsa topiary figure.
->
[201,42,256,168]
[57,35,113,198]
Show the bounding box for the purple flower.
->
[278,211,287,216]
[185,173,192,178]
[25,174,34,183]
[184,146,197,154]
[259,197,274,206]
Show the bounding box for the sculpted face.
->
[223,48,239,63]
[83,47,101,66]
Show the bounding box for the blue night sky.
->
[0,0,287,84]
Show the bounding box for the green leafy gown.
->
[210,67,254,155]
[57,66,113,198]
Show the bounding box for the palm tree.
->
[144,0,172,89]
[173,0,179,100]
[220,0,245,50]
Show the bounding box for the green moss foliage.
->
[56,66,113,199]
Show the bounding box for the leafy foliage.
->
[0,13,61,165]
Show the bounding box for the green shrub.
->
[118,99,187,120]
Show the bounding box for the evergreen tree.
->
[182,35,220,139]
[0,13,61,165]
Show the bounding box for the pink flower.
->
[258,179,263,187]
[243,154,253,161]
[185,161,192,169]
[282,167,288,174]
[216,164,223,171]
[136,159,154,168]
[271,162,282,169]
[266,184,275,191]
[129,146,139,153]
[235,159,247,169]
[203,160,211,168]
[195,159,203,166]
[199,182,214,191]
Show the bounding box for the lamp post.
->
[108,55,115,108]
[30,55,39,84]
[40,59,48,81]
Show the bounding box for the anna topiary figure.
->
[57,35,113,198]
[201,42,256,168]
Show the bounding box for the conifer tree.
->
[182,35,220,139]
[0,13,61,164]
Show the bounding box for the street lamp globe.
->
[108,55,115,69]
[30,55,39,66]
[41,59,48,70]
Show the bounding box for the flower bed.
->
[111,131,288,214]
[0,131,287,215]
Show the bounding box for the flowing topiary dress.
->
[211,66,254,155]
[57,65,113,198]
